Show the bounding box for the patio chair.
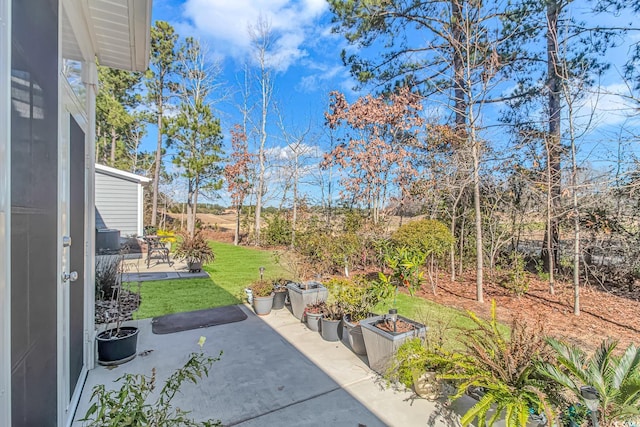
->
[144,235,173,268]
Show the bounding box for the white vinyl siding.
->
[95,172,141,237]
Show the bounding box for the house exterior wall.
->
[95,172,141,237]
[10,0,60,425]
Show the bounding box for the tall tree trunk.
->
[544,151,556,294]
[110,126,117,165]
[186,182,194,236]
[450,213,457,282]
[542,0,561,285]
[255,149,265,245]
[451,0,466,133]
[471,127,484,303]
[96,125,102,163]
[291,155,298,249]
[572,140,580,315]
[191,177,199,238]
[151,93,163,227]
[459,215,465,276]
[234,205,241,245]
[254,79,267,245]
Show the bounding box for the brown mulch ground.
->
[414,273,640,352]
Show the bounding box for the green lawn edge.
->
[133,240,506,349]
[133,241,288,319]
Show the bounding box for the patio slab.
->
[120,253,210,282]
[74,304,465,426]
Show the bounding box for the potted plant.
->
[331,278,387,355]
[173,231,215,273]
[539,338,640,427]
[360,309,427,374]
[286,281,328,321]
[95,254,140,366]
[250,280,274,316]
[320,302,344,342]
[437,301,558,427]
[304,301,325,332]
[272,278,289,310]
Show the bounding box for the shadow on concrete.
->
[75,306,387,426]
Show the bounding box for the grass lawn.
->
[133,240,506,349]
[134,241,288,319]
[374,292,509,351]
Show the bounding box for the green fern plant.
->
[440,301,560,427]
[539,338,640,427]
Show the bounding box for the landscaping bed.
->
[414,272,640,351]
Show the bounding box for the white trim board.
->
[0,0,12,425]
[95,163,152,184]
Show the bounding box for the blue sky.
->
[150,0,349,142]
[148,0,355,205]
[147,0,640,205]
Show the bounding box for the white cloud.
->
[297,64,345,92]
[577,83,640,128]
[266,143,322,160]
[181,0,329,72]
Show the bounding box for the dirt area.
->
[414,273,640,352]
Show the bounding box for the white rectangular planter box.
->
[286,281,327,321]
[360,314,427,374]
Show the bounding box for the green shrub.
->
[325,276,387,322]
[264,214,292,246]
[342,210,364,233]
[392,219,454,258]
[386,338,430,388]
[503,252,529,297]
[378,246,426,297]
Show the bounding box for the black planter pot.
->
[187,260,203,273]
[97,326,139,366]
[272,290,287,310]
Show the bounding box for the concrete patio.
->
[119,251,210,282]
[73,302,468,426]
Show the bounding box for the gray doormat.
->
[152,305,248,335]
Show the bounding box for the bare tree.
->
[248,16,275,245]
[276,109,316,248]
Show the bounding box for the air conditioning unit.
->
[95,228,120,254]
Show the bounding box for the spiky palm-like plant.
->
[539,338,640,427]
